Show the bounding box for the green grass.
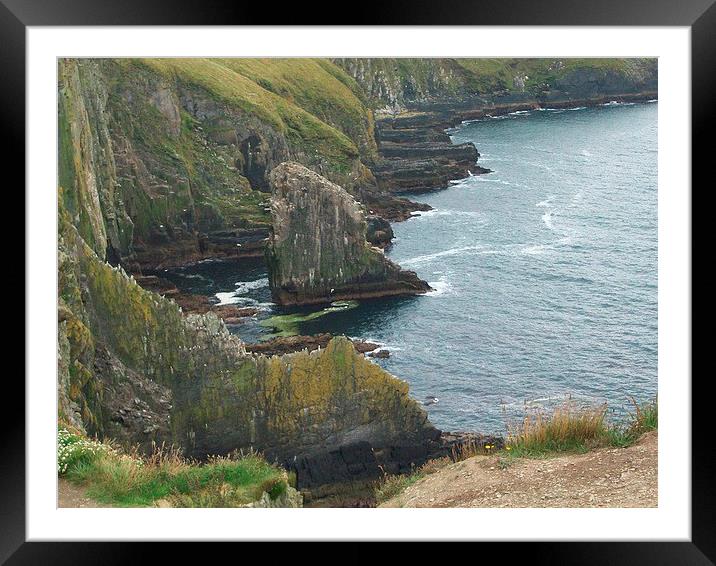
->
[137,58,360,171]
[503,397,658,458]
[59,429,289,507]
[452,58,656,96]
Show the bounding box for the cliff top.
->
[380,431,657,508]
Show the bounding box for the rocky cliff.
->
[334,58,657,112]
[58,58,379,271]
[59,202,440,472]
[59,58,657,271]
[266,162,431,305]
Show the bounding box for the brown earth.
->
[58,478,109,508]
[380,431,657,508]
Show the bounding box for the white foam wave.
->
[427,276,454,297]
[521,243,551,256]
[215,291,260,306]
[520,236,572,256]
[401,245,486,267]
[414,209,485,220]
[601,101,636,107]
[542,210,555,231]
[234,277,269,294]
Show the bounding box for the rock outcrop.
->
[59,208,440,472]
[266,162,431,305]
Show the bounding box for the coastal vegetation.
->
[58,428,294,507]
[503,398,658,457]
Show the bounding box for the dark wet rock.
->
[245,333,380,357]
[368,349,390,359]
[170,292,215,313]
[379,140,479,162]
[266,162,431,305]
[360,193,432,223]
[365,215,394,248]
[293,430,504,496]
[168,292,260,325]
[369,115,485,194]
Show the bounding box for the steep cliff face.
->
[58,205,437,461]
[334,58,658,112]
[58,58,378,270]
[58,58,658,271]
[266,163,431,305]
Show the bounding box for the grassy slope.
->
[140,59,361,169]
[215,58,378,160]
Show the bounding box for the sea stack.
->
[266,162,431,305]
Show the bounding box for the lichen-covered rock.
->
[266,162,431,305]
[59,209,438,474]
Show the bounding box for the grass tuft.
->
[373,397,658,504]
[505,402,609,457]
[59,429,289,507]
[504,397,658,457]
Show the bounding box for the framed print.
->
[5,0,709,562]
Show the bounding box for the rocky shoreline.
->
[58,58,658,506]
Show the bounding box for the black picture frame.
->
[5,0,708,561]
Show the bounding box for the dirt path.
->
[58,478,110,508]
[381,431,657,508]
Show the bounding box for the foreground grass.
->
[505,398,658,457]
[58,429,290,507]
[374,398,657,503]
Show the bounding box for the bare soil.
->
[380,431,657,508]
[58,478,110,508]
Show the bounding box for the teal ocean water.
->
[164,101,658,434]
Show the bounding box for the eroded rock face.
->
[266,162,431,305]
[59,212,439,484]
